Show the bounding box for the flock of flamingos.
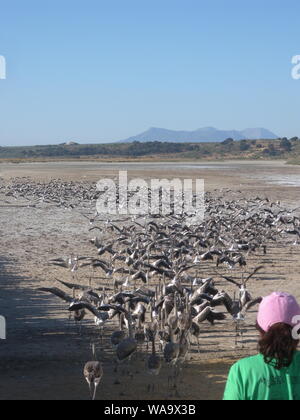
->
[3,178,300,399]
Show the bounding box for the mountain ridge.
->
[120,127,278,143]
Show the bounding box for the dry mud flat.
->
[1,160,300,400]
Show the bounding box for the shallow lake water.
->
[1,160,300,187]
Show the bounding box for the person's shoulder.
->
[293,351,300,363]
[230,354,262,372]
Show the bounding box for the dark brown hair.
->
[256,322,299,370]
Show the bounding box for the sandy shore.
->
[1,160,300,400]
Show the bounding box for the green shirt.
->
[223,351,300,400]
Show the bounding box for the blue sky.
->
[0,0,299,146]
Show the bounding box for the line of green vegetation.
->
[1,137,300,162]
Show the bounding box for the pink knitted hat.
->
[257,292,300,332]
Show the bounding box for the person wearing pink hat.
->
[223,292,300,400]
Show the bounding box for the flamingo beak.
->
[92,384,98,401]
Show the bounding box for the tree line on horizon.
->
[0,137,299,160]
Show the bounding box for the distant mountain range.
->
[120,127,278,143]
